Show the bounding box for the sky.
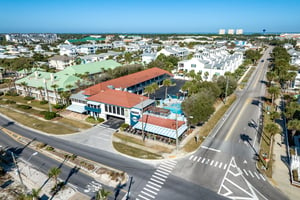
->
[1,0,300,33]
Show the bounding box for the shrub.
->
[53,104,65,109]
[45,146,55,151]
[24,96,35,100]
[97,117,104,123]
[0,91,4,96]
[5,90,18,96]
[4,100,16,104]
[120,123,129,131]
[43,111,57,120]
[40,100,48,105]
[36,142,47,149]
[17,104,32,109]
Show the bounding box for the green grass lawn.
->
[113,142,162,159]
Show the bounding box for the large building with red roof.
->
[67,67,173,126]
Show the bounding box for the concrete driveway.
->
[57,125,116,153]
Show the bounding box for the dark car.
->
[261,59,264,62]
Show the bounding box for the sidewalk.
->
[271,134,300,200]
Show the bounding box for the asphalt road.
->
[172,46,289,200]
[0,115,223,199]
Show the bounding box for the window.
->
[117,107,120,115]
[109,105,112,113]
[121,108,124,116]
[113,106,116,114]
[191,64,196,68]
[105,105,108,112]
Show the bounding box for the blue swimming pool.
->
[163,103,182,114]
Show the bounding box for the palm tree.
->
[20,81,28,96]
[266,71,277,86]
[268,86,280,105]
[163,79,172,99]
[287,119,300,138]
[51,84,59,104]
[204,71,209,80]
[144,85,154,98]
[31,188,41,200]
[66,84,73,93]
[48,167,61,190]
[37,86,44,100]
[95,188,111,200]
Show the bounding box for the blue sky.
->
[1,0,300,33]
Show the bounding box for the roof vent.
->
[107,85,114,89]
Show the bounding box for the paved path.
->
[271,134,300,200]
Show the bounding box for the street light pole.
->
[175,113,179,152]
[11,152,26,192]
[140,97,144,141]
[43,79,52,112]
[26,152,38,176]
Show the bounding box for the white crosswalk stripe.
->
[201,158,206,163]
[243,169,249,176]
[159,164,173,171]
[219,162,223,168]
[223,163,227,170]
[193,156,197,161]
[156,169,169,176]
[248,170,254,178]
[197,157,202,162]
[189,155,194,160]
[141,191,155,198]
[148,181,162,188]
[214,161,219,167]
[144,187,158,195]
[158,166,172,173]
[260,174,266,181]
[150,178,164,185]
[138,194,151,200]
[152,175,166,182]
[210,160,214,165]
[154,172,168,179]
[254,172,260,180]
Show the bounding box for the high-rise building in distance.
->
[219,29,226,35]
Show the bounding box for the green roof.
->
[68,36,105,43]
[17,67,45,74]
[56,60,121,76]
[15,71,82,92]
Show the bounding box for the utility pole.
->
[126,176,133,200]
[175,113,179,152]
[224,76,229,104]
[140,97,144,141]
[11,152,26,192]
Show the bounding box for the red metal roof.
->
[86,89,149,108]
[84,67,172,96]
[139,114,185,130]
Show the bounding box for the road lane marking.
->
[143,187,158,195]
[254,172,260,180]
[219,162,223,168]
[152,175,166,182]
[158,166,172,173]
[243,169,249,176]
[214,161,219,167]
[225,98,251,141]
[138,194,151,200]
[193,156,197,161]
[197,157,202,162]
[189,155,194,160]
[141,191,155,199]
[156,169,169,176]
[159,164,173,171]
[210,160,214,165]
[260,174,266,181]
[201,146,221,152]
[248,170,254,178]
[223,163,227,170]
[148,181,162,188]
[150,178,164,185]
[201,158,206,163]
[154,172,168,179]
